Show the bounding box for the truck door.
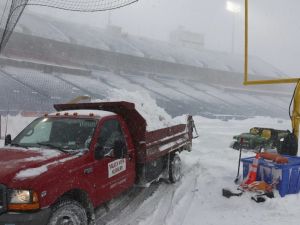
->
[93,118,135,201]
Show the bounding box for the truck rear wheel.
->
[48,199,88,225]
[169,153,182,183]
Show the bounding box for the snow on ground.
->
[173,117,295,225]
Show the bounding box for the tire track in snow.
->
[166,173,200,225]
[136,184,177,225]
[162,164,204,225]
[116,183,174,225]
[136,163,205,225]
[96,184,159,225]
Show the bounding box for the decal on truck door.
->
[108,159,126,178]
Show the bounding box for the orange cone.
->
[243,153,260,186]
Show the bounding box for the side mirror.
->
[95,145,104,160]
[5,134,11,146]
[113,140,126,158]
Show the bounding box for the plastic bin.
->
[242,156,300,197]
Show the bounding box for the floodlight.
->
[226,1,241,13]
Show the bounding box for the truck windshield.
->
[12,117,98,152]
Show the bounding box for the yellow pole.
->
[292,83,300,139]
[244,78,300,85]
[244,0,248,85]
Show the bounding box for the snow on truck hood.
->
[0,147,76,183]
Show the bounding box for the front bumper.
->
[0,208,51,225]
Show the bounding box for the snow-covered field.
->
[0,93,299,225]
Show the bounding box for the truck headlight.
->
[8,189,40,211]
[10,190,30,203]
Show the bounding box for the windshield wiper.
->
[10,143,28,149]
[37,142,69,153]
[71,148,89,156]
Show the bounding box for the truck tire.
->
[169,153,182,183]
[48,199,88,225]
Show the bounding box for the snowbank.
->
[0,114,35,138]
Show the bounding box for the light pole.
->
[226,1,241,54]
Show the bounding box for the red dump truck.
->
[0,101,195,225]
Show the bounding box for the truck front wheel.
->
[48,199,88,225]
[169,153,182,183]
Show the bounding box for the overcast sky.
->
[24,0,300,76]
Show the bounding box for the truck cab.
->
[0,110,137,225]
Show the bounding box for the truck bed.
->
[137,123,192,163]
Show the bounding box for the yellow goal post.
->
[243,0,300,85]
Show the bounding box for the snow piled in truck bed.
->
[95,89,177,131]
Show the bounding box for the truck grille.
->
[0,184,6,214]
